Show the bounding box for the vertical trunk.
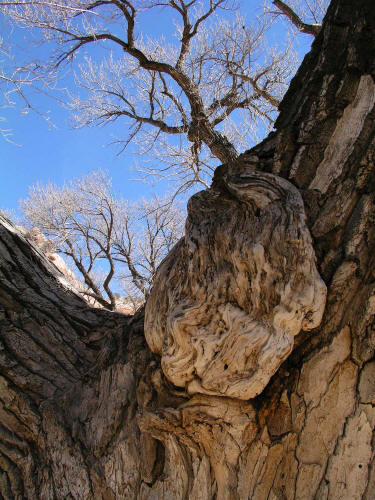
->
[1,0,375,498]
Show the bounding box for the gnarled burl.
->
[145,169,327,399]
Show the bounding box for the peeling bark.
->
[1,0,375,498]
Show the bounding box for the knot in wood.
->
[145,169,327,400]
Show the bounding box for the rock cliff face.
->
[145,170,326,399]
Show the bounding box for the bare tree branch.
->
[272,0,321,36]
[0,1,328,193]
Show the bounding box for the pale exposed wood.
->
[145,171,326,399]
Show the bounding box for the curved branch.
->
[227,71,280,108]
[273,0,321,36]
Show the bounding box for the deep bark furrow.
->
[0,423,29,456]
[0,452,24,499]
[5,321,81,383]
[1,326,75,390]
[0,467,13,500]
[0,272,95,373]
[0,219,132,408]
[0,403,36,442]
[0,337,61,396]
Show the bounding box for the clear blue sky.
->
[0,1,313,215]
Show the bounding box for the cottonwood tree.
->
[0,0,326,194]
[21,171,185,310]
[1,0,375,499]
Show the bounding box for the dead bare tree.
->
[21,170,185,310]
[0,0,327,193]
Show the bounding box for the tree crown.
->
[1,0,328,195]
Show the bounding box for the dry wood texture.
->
[1,0,375,498]
[145,171,326,399]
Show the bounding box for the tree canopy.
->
[21,170,185,310]
[1,0,328,194]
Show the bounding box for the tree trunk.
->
[1,0,375,498]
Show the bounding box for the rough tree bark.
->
[1,0,375,498]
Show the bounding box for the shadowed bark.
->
[1,0,375,498]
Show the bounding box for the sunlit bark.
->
[1,0,375,498]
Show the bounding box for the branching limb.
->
[227,71,280,108]
[20,172,185,308]
[0,0,328,192]
[272,0,321,36]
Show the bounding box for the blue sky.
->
[0,1,313,215]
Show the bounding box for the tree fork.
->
[1,0,375,498]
